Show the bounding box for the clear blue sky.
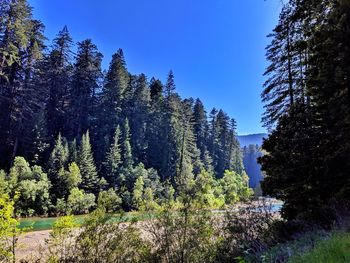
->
[28,0,282,135]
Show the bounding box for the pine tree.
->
[146,78,164,169]
[100,49,129,136]
[261,1,308,128]
[103,125,122,186]
[94,49,129,166]
[193,98,211,170]
[177,99,202,188]
[0,0,45,167]
[67,39,103,139]
[78,131,99,194]
[164,70,176,97]
[260,0,350,222]
[129,73,150,163]
[48,133,69,200]
[121,118,133,169]
[160,72,182,182]
[45,26,73,140]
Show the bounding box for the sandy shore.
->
[16,230,51,262]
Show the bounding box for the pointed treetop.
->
[165,70,176,97]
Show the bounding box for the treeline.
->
[260,0,350,223]
[0,0,250,215]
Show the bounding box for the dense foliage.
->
[0,0,251,216]
[260,0,350,223]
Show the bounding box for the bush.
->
[47,209,152,262]
[216,200,278,262]
[288,233,350,263]
[67,188,95,214]
[97,188,122,212]
[146,200,220,262]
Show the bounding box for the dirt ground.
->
[16,230,51,262]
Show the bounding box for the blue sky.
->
[28,0,282,135]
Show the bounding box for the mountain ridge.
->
[237,133,267,147]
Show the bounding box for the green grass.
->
[19,211,156,231]
[289,233,350,263]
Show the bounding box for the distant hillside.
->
[237,133,267,147]
[237,133,267,190]
[242,145,263,188]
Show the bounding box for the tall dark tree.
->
[146,78,164,169]
[260,0,350,222]
[160,71,182,182]
[177,99,202,188]
[261,2,308,128]
[67,39,102,139]
[0,0,45,167]
[193,98,209,166]
[129,73,150,163]
[94,49,129,166]
[45,26,73,141]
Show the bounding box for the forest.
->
[1,0,350,262]
[0,0,251,217]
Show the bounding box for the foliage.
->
[97,188,122,213]
[47,215,79,263]
[67,188,95,215]
[146,200,220,263]
[7,157,51,216]
[289,233,350,263]
[0,0,252,218]
[216,200,278,262]
[47,209,152,262]
[260,0,350,223]
[0,194,20,262]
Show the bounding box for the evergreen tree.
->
[67,39,102,139]
[260,0,350,222]
[99,50,129,136]
[193,98,212,171]
[177,99,202,188]
[78,131,99,194]
[93,49,129,167]
[164,70,175,97]
[160,72,182,182]
[0,0,45,167]
[103,125,122,186]
[45,26,73,141]
[121,118,133,170]
[146,78,164,169]
[48,133,69,200]
[261,1,309,128]
[129,74,150,163]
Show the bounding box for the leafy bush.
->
[288,233,350,263]
[47,209,152,262]
[67,188,95,214]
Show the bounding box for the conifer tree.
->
[78,131,99,194]
[146,78,164,169]
[100,49,129,136]
[68,39,103,139]
[164,70,176,97]
[129,74,150,163]
[45,26,73,140]
[94,49,129,166]
[193,98,211,170]
[0,0,45,167]
[160,71,182,182]
[48,133,69,200]
[103,125,122,186]
[121,118,133,170]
